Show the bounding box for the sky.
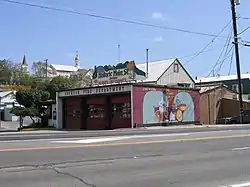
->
[0,0,250,78]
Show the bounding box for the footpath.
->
[0,123,249,141]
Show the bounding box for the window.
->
[46,106,52,119]
[173,63,179,73]
[177,83,190,88]
[88,104,104,118]
[112,102,131,119]
[232,84,238,92]
[233,95,237,100]
[232,84,243,93]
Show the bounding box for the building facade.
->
[137,58,195,88]
[196,74,250,101]
[54,59,200,130]
[199,84,238,124]
[55,83,200,130]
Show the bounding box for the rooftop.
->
[199,84,237,94]
[195,73,250,83]
[50,64,79,72]
[136,58,176,82]
[0,91,14,98]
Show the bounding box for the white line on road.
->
[52,133,189,144]
[231,147,250,151]
[228,182,250,187]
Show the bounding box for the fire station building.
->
[55,59,200,130]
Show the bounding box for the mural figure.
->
[143,90,195,123]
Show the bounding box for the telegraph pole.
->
[146,49,149,78]
[230,0,243,123]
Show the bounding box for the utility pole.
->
[146,49,149,78]
[230,0,243,123]
[45,59,48,79]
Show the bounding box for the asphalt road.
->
[1,130,250,187]
[1,124,250,141]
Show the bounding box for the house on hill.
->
[137,58,195,88]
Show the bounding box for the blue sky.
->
[0,0,250,77]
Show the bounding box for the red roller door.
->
[64,97,82,129]
[86,97,106,130]
[111,95,131,129]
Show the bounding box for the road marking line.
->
[0,133,250,152]
[52,137,130,144]
[51,133,189,144]
[229,182,250,187]
[231,146,250,151]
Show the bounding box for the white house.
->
[47,64,79,77]
[137,58,195,88]
[0,91,19,121]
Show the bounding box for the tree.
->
[0,59,33,86]
[0,59,20,84]
[32,61,47,78]
[15,89,50,108]
[42,76,76,100]
[10,107,39,130]
[11,89,50,128]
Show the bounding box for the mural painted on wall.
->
[132,86,200,125]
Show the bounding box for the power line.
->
[0,0,230,38]
[238,26,250,35]
[205,27,233,78]
[178,47,216,60]
[215,29,233,74]
[184,21,232,65]
[239,17,250,20]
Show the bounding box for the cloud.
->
[153,36,164,42]
[151,12,165,20]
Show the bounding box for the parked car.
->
[228,109,250,124]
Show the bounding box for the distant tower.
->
[74,51,80,68]
[21,54,28,73]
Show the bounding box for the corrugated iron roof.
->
[195,73,250,83]
[137,59,175,82]
[50,64,79,72]
[200,85,222,93]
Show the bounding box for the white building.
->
[46,51,93,79]
[137,58,195,88]
[0,91,19,121]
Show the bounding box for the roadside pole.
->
[230,0,243,123]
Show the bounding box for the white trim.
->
[58,85,131,97]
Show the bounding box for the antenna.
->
[118,44,121,63]
[146,49,149,78]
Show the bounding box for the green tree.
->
[32,61,47,78]
[10,107,39,130]
[42,76,75,100]
[11,89,50,128]
[0,59,20,84]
